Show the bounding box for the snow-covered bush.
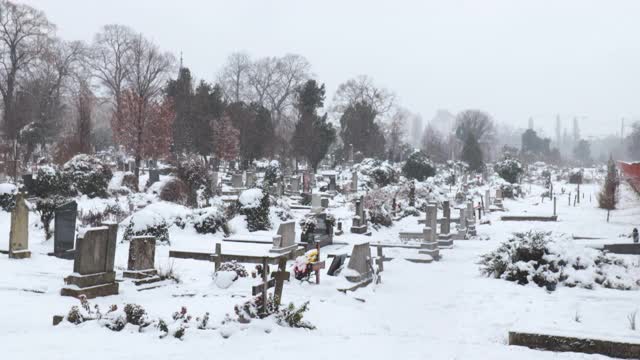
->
[402,151,436,181]
[121,172,137,190]
[275,302,315,330]
[217,261,248,278]
[569,169,583,184]
[35,195,68,240]
[497,181,523,199]
[63,154,113,198]
[191,206,228,235]
[238,188,271,231]
[494,158,524,184]
[369,208,392,228]
[123,208,170,243]
[273,197,293,221]
[177,158,212,207]
[31,165,70,198]
[479,231,640,291]
[357,158,397,187]
[263,160,281,187]
[232,295,315,330]
[159,178,189,205]
[0,183,17,211]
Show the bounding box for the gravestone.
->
[454,208,467,240]
[311,193,322,213]
[9,193,30,259]
[148,169,160,185]
[51,200,77,259]
[327,254,347,276]
[246,171,255,188]
[328,175,337,192]
[320,197,329,209]
[419,226,440,260]
[231,173,243,188]
[303,171,311,193]
[426,204,438,241]
[345,242,373,282]
[270,221,297,254]
[439,200,453,246]
[466,202,476,224]
[302,212,334,247]
[351,171,358,192]
[22,174,33,194]
[61,223,119,299]
[485,189,491,207]
[350,196,368,234]
[128,160,136,173]
[123,236,159,284]
[210,171,219,195]
[347,143,354,166]
[290,176,300,193]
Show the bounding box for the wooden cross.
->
[250,257,290,313]
[271,257,290,307]
[310,242,325,284]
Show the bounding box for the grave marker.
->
[345,242,373,282]
[52,200,77,259]
[123,236,160,284]
[9,193,30,259]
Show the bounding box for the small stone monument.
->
[61,223,119,299]
[426,204,438,241]
[51,200,77,259]
[148,169,160,185]
[123,236,159,284]
[454,208,467,240]
[320,197,329,209]
[439,200,453,246]
[345,242,373,282]
[311,193,323,213]
[327,175,337,193]
[231,173,243,188]
[210,171,219,195]
[290,176,300,193]
[9,193,30,259]
[270,221,297,254]
[351,171,358,192]
[467,201,476,225]
[350,196,368,234]
[303,171,311,193]
[245,171,255,188]
[419,226,440,260]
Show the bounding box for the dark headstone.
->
[148,169,160,185]
[327,254,347,276]
[22,174,33,194]
[127,236,156,271]
[53,201,77,258]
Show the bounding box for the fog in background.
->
[23,0,640,138]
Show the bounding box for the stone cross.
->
[271,257,289,307]
[53,200,77,258]
[9,193,30,259]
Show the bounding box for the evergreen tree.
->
[165,67,194,155]
[628,122,640,159]
[461,134,484,172]
[598,156,619,211]
[292,80,336,171]
[227,102,275,168]
[573,139,592,165]
[339,101,385,158]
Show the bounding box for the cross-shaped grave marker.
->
[251,256,290,314]
[310,242,326,284]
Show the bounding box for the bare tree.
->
[217,51,250,103]
[267,54,310,131]
[454,109,495,143]
[386,108,407,161]
[0,0,54,139]
[332,75,395,117]
[90,24,134,125]
[122,34,174,186]
[421,123,448,163]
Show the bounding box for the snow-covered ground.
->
[1,179,639,359]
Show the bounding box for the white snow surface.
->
[1,179,640,359]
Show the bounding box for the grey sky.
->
[22,0,640,138]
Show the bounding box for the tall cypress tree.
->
[165,67,194,155]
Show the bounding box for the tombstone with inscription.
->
[50,200,77,259]
[61,223,119,298]
[231,173,244,188]
[123,235,160,284]
[8,193,30,259]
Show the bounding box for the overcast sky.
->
[21,0,640,138]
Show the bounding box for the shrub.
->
[479,231,639,291]
[35,196,68,240]
[263,160,281,187]
[121,172,137,190]
[217,261,249,278]
[494,158,524,184]
[402,151,436,181]
[159,178,189,205]
[275,301,315,330]
[498,182,523,199]
[192,206,228,235]
[177,158,212,207]
[63,154,113,198]
[598,158,619,210]
[123,209,170,243]
[0,183,17,211]
[238,188,271,231]
[569,169,583,184]
[357,158,396,187]
[31,165,70,198]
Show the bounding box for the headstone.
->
[350,196,368,234]
[303,171,311,193]
[467,202,476,224]
[426,204,438,241]
[270,221,297,254]
[345,242,373,282]
[123,236,158,283]
[320,197,329,209]
[311,193,322,213]
[351,171,358,192]
[485,189,491,207]
[148,169,160,185]
[328,175,337,192]
[291,176,300,193]
[419,226,440,260]
[327,253,347,276]
[22,174,33,194]
[61,223,119,298]
[9,193,30,259]
[439,200,453,246]
[347,143,354,166]
[231,173,243,188]
[52,200,77,259]
[246,171,255,188]
[211,171,219,195]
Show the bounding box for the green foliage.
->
[63,155,113,198]
[177,157,212,207]
[461,134,484,172]
[239,189,271,232]
[159,178,189,205]
[494,158,524,184]
[402,151,435,181]
[275,301,316,330]
[340,101,386,158]
[598,157,619,210]
[192,206,229,235]
[35,196,68,240]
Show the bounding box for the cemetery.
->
[0,1,640,359]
